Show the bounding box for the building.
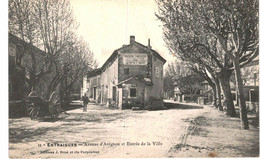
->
[9,33,49,100]
[82,36,166,109]
[9,33,50,117]
[9,33,26,101]
[234,56,259,114]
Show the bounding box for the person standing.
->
[82,93,89,112]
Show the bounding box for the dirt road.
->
[9,102,206,158]
[9,101,259,158]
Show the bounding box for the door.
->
[118,88,122,109]
[93,87,96,100]
[142,88,145,108]
[112,86,116,101]
[101,85,104,103]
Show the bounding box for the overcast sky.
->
[70,0,174,67]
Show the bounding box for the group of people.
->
[81,93,89,112]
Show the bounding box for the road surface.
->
[9,101,259,158]
[9,101,206,158]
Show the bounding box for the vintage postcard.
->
[9,0,259,158]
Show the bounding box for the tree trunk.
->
[206,68,223,110]
[208,81,217,107]
[212,85,217,107]
[234,58,249,129]
[218,69,236,117]
[215,77,223,111]
[235,90,239,106]
[30,52,37,92]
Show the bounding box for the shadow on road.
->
[65,105,82,111]
[38,118,62,122]
[9,126,60,143]
[164,102,204,110]
[9,104,82,119]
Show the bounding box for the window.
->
[130,88,136,97]
[124,68,129,75]
[156,67,160,77]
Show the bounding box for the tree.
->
[203,0,258,129]
[9,0,78,92]
[163,71,175,100]
[58,36,96,106]
[9,0,39,92]
[156,0,231,115]
[156,0,258,129]
[166,61,205,102]
[187,64,218,107]
[9,0,97,109]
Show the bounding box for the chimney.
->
[148,38,152,50]
[130,35,135,43]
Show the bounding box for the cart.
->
[25,91,69,119]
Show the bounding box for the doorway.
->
[112,86,116,101]
[93,87,97,100]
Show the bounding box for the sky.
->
[70,0,174,67]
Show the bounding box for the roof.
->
[117,76,153,87]
[9,33,46,56]
[86,68,102,78]
[87,40,166,78]
[134,41,166,64]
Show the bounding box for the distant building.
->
[82,36,166,109]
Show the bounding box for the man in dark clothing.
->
[82,93,89,112]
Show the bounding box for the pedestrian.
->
[82,93,89,112]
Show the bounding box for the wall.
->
[151,55,164,98]
[118,44,151,82]
[86,76,97,100]
[144,55,164,108]
[9,40,49,100]
[117,43,165,109]
[100,57,118,105]
[9,42,24,100]
[82,40,165,109]
[121,78,146,109]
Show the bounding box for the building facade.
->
[82,36,166,109]
[9,33,50,100]
[236,57,259,114]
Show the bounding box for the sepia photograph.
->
[8,0,259,158]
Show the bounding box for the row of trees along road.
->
[9,0,96,106]
[164,60,206,102]
[156,0,258,129]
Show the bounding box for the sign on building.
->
[123,53,148,65]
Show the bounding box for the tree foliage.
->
[156,0,258,128]
[9,0,96,100]
[156,0,258,69]
[165,61,205,101]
